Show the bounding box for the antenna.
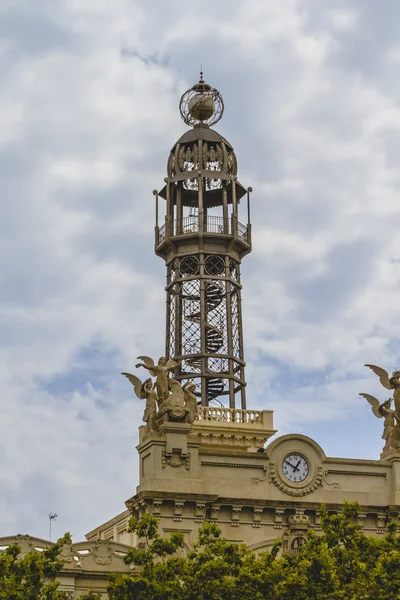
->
[49,513,58,541]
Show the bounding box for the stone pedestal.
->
[158,421,192,456]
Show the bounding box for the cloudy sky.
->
[1,0,400,542]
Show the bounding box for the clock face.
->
[282,454,309,483]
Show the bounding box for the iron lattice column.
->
[154,76,252,409]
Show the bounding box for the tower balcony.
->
[155,214,251,259]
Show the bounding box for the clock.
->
[282,454,309,483]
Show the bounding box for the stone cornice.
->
[127,492,396,516]
[201,461,266,469]
[326,469,387,477]
[199,448,269,460]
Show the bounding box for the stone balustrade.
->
[197,406,262,424]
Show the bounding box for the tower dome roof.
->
[159,76,246,206]
[173,127,232,149]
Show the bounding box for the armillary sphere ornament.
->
[179,71,224,128]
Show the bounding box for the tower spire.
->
[154,77,252,408]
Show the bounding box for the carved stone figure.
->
[158,379,191,423]
[365,364,400,414]
[135,356,179,404]
[360,393,399,453]
[183,380,197,423]
[121,373,158,433]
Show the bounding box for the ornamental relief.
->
[170,142,235,176]
[269,461,323,497]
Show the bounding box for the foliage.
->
[77,590,102,600]
[0,533,72,600]
[108,503,400,600]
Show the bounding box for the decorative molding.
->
[269,462,323,497]
[162,451,190,470]
[173,501,184,522]
[252,466,268,484]
[195,502,206,523]
[376,513,387,532]
[282,530,307,555]
[60,543,75,563]
[326,469,386,477]
[201,461,266,469]
[152,500,162,515]
[165,429,191,435]
[274,508,285,529]
[322,470,339,489]
[358,511,367,531]
[231,505,243,527]
[253,507,263,527]
[287,513,312,530]
[160,425,192,435]
[209,505,221,522]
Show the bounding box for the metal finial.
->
[179,77,224,128]
[199,67,204,83]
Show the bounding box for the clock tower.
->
[123,76,400,555]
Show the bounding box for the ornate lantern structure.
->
[154,74,252,408]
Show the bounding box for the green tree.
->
[0,533,72,600]
[108,513,186,600]
[77,590,102,600]
[108,503,400,600]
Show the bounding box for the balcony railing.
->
[178,215,227,234]
[237,221,248,243]
[156,216,249,246]
[197,406,262,424]
[158,223,166,244]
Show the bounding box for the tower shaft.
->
[153,80,252,409]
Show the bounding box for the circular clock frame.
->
[267,435,325,497]
[282,453,310,484]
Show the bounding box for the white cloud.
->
[330,9,359,32]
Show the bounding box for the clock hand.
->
[284,460,296,470]
[294,459,301,472]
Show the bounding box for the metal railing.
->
[179,215,227,234]
[157,217,249,245]
[158,224,166,244]
[237,221,248,243]
[197,406,261,424]
[181,216,200,233]
[205,215,227,234]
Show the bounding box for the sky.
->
[0,0,400,542]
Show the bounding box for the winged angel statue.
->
[122,355,197,433]
[135,356,179,403]
[121,373,158,433]
[360,364,400,454]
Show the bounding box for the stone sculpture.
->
[360,364,400,454]
[135,356,179,403]
[121,373,158,433]
[158,379,191,423]
[364,364,400,414]
[360,394,398,453]
[122,356,197,433]
[183,380,197,423]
